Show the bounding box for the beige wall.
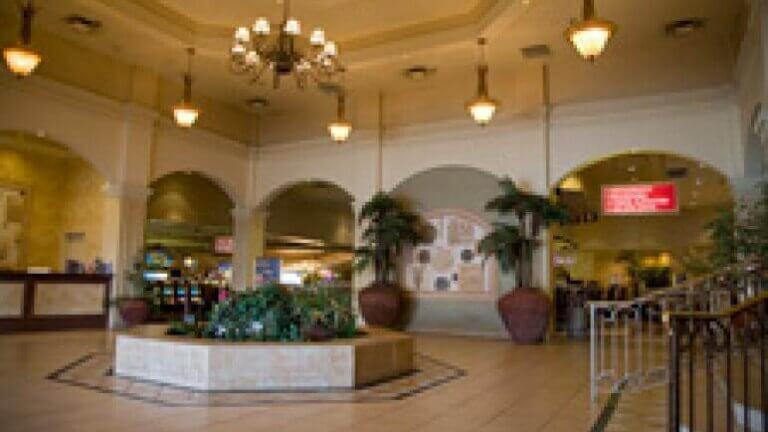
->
[0,132,106,271]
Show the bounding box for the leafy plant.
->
[201,283,357,342]
[478,178,568,288]
[354,192,423,285]
[706,207,739,270]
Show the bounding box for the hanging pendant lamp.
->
[565,0,617,61]
[173,48,200,128]
[3,1,41,77]
[466,38,499,126]
[328,90,352,142]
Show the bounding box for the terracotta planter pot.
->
[118,298,149,327]
[497,287,550,344]
[304,324,335,342]
[358,282,402,328]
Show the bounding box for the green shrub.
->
[201,283,357,342]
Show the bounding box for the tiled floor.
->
[1,330,604,432]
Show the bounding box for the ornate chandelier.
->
[229,0,343,89]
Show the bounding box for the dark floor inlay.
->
[47,352,465,407]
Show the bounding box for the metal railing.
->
[667,291,767,432]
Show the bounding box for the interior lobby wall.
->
[0,133,105,271]
[391,166,507,337]
[148,172,234,228]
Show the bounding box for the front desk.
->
[0,273,111,332]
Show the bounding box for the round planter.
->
[118,298,149,327]
[358,282,402,328]
[497,287,550,344]
[304,324,335,342]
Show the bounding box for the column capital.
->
[102,182,152,199]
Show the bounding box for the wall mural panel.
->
[0,185,26,270]
[400,209,497,297]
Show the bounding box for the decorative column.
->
[231,207,267,290]
[101,183,151,328]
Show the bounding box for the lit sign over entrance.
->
[602,182,678,215]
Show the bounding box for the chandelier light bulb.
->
[3,46,41,77]
[566,0,616,61]
[234,27,250,43]
[310,28,326,46]
[231,43,246,56]
[245,51,260,66]
[323,41,337,57]
[284,18,301,35]
[253,17,270,35]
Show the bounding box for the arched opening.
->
[550,152,733,331]
[391,165,505,337]
[263,181,354,288]
[144,172,234,317]
[0,131,107,272]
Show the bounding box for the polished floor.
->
[1,330,602,432]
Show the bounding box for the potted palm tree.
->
[355,192,422,327]
[479,178,568,344]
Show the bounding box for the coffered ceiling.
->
[0,0,749,143]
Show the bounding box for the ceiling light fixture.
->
[230,0,343,89]
[328,90,352,143]
[565,0,616,61]
[466,38,499,126]
[173,48,200,128]
[3,1,41,78]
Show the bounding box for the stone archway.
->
[0,131,108,272]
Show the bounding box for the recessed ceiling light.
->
[246,97,269,110]
[64,14,102,34]
[402,65,436,81]
[665,18,705,38]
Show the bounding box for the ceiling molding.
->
[92,0,512,55]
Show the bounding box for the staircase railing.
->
[667,291,767,432]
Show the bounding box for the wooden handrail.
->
[668,292,768,320]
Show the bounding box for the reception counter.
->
[0,272,111,332]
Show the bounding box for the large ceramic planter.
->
[118,298,149,327]
[497,287,550,344]
[358,282,402,328]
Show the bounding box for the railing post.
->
[669,318,681,432]
[688,318,695,432]
[725,323,733,432]
[705,324,714,432]
[590,302,597,404]
[743,312,750,432]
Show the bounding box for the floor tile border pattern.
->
[590,379,628,432]
[46,352,466,407]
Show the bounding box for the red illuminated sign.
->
[213,236,234,254]
[602,183,678,215]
